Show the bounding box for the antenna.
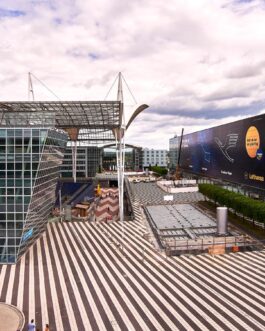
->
[121,72,137,105]
[104,72,137,106]
[117,72,123,104]
[28,72,35,101]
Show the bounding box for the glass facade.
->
[61,146,102,178]
[103,147,143,172]
[61,145,143,178]
[0,128,68,263]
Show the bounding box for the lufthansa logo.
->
[248,173,264,182]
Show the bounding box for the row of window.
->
[0,179,32,187]
[0,234,22,240]
[144,159,167,162]
[0,128,46,137]
[0,187,31,194]
[143,162,166,166]
[0,214,26,221]
[144,151,167,154]
[0,205,29,212]
[0,146,42,153]
[0,196,31,203]
[0,137,43,145]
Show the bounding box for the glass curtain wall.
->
[0,128,67,263]
[61,146,102,178]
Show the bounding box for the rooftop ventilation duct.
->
[216,207,228,236]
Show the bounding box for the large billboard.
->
[180,114,265,190]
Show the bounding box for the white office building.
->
[142,148,168,168]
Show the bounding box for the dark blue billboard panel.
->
[180,114,265,189]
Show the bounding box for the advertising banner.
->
[180,114,265,189]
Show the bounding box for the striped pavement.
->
[130,182,204,205]
[95,188,119,221]
[131,200,143,222]
[0,220,264,331]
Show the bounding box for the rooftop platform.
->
[144,204,260,255]
[0,221,265,330]
[146,204,216,231]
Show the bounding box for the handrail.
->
[164,235,264,256]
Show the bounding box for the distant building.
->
[142,148,168,168]
[102,145,143,172]
[61,146,102,178]
[61,144,143,178]
[169,135,179,171]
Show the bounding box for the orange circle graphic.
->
[245,126,260,158]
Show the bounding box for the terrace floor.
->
[131,182,204,205]
[0,220,265,331]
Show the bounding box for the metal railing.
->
[164,235,264,256]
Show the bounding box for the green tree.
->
[150,165,168,176]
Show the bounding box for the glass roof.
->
[0,101,122,145]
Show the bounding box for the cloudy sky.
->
[0,0,265,149]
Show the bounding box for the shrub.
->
[150,166,168,176]
[198,183,265,223]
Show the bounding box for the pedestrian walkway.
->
[0,221,264,330]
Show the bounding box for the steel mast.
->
[116,72,126,237]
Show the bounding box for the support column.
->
[72,140,77,183]
[116,72,125,238]
[64,128,79,183]
[116,127,125,226]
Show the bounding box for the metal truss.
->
[0,100,121,137]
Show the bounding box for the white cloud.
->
[0,0,265,148]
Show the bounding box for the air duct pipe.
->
[216,207,228,236]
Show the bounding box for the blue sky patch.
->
[237,0,254,2]
[88,53,99,60]
[53,17,62,25]
[0,8,25,17]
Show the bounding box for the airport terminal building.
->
[0,127,67,262]
[0,100,122,263]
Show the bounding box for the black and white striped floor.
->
[0,221,265,331]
